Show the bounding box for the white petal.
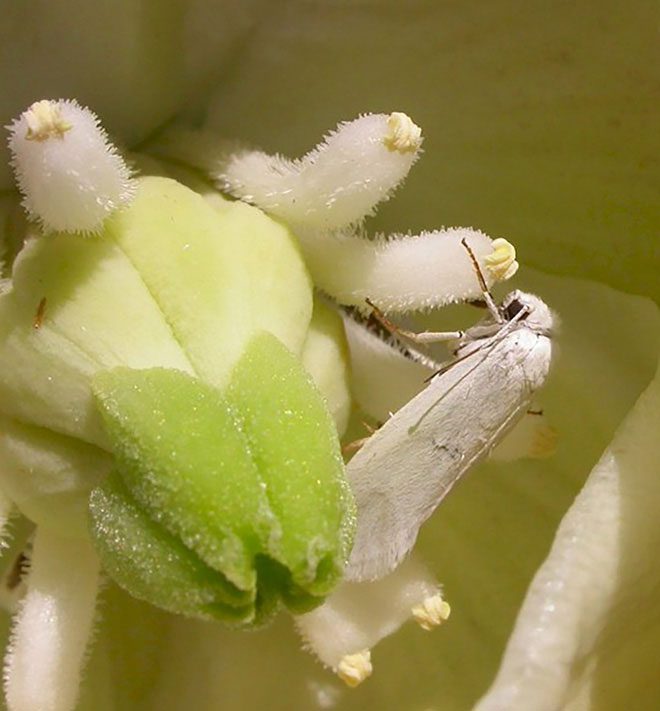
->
[477,360,660,710]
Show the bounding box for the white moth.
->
[345,263,556,583]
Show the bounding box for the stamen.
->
[7,99,135,234]
[4,529,100,711]
[213,116,517,313]
[302,227,515,313]
[23,101,72,142]
[412,593,451,630]
[383,112,422,154]
[219,112,422,231]
[530,423,559,459]
[296,556,443,684]
[337,650,372,687]
[485,238,519,281]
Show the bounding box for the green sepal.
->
[89,332,355,624]
[91,366,272,593]
[89,472,254,623]
[225,331,356,597]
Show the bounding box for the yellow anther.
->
[24,100,72,142]
[383,112,422,154]
[337,649,373,687]
[412,593,451,631]
[485,238,519,281]
[530,423,559,459]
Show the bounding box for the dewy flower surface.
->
[1,97,521,704]
[0,2,658,710]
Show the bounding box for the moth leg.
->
[365,298,463,344]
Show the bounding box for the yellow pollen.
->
[530,423,559,458]
[337,649,372,687]
[383,112,422,153]
[412,593,451,631]
[24,100,72,142]
[485,238,519,281]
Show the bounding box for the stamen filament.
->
[4,529,100,711]
[219,112,422,231]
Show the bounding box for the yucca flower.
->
[0,2,657,710]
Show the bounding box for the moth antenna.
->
[460,238,503,323]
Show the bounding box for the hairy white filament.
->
[217,111,518,311]
[304,227,516,313]
[4,529,100,711]
[7,99,135,234]
[219,112,422,231]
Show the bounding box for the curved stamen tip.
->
[24,100,72,141]
[485,238,519,281]
[412,593,451,631]
[337,649,373,687]
[7,98,135,234]
[383,112,422,154]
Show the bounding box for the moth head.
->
[502,290,555,336]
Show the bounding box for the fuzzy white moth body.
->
[346,290,555,582]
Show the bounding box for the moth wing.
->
[344,372,469,582]
[344,328,552,583]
